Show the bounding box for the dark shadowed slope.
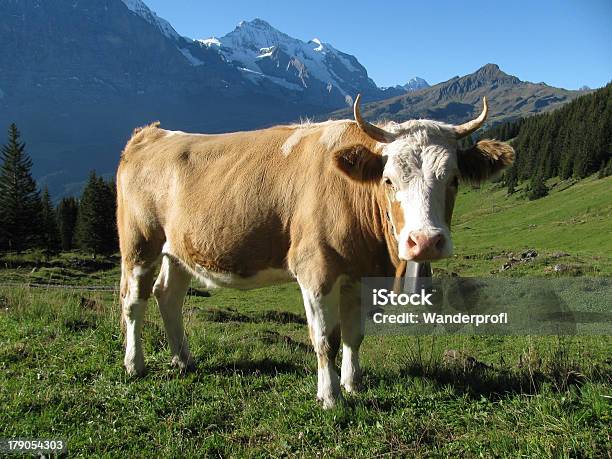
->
[0,0,396,198]
[329,64,586,127]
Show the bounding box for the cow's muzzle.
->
[406,230,446,261]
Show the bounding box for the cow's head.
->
[334,95,514,262]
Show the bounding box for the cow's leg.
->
[121,262,156,376]
[340,281,364,393]
[152,255,194,372]
[298,279,342,409]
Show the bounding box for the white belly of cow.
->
[193,265,294,290]
[161,242,293,290]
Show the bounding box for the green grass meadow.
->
[1,176,611,457]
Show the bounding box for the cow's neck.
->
[331,126,402,276]
[344,179,401,277]
[372,183,402,271]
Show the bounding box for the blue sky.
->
[146,0,611,90]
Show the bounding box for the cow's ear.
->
[457,139,514,183]
[333,144,384,183]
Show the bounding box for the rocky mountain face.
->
[382,77,430,95]
[120,0,181,40]
[198,19,403,107]
[0,0,583,197]
[331,64,585,127]
[403,77,430,92]
[0,0,401,196]
[0,0,262,195]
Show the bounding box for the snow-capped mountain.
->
[2,0,400,198]
[111,8,401,106]
[114,5,402,105]
[120,0,216,68]
[404,77,430,92]
[380,77,430,95]
[120,0,181,40]
[0,0,582,200]
[197,19,397,106]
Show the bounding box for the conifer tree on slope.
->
[0,123,41,251]
[39,186,61,256]
[57,196,79,251]
[475,83,612,196]
[76,172,117,257]
[528,172,549,201]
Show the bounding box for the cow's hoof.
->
[341,370,362,393]
[124,360,146,377]
[341,380,361,394]
[171,355,196,373]
[318,393,344,410]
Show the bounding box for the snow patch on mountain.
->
[311,38,324,52]
[120,0,180,40]
[404,77,430,92]
[199,19,364,96]
[198,37,221,47]
[238,67,304,91]
[257,46,276,59]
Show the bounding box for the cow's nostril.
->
[408,236,417,249]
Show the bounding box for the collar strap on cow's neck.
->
[393,259,408,293]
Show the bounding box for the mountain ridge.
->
[330,63,586,127]
[0,0,585,200]
[404,77,430,92]
[196,18,404,106]
[120,0,182,40]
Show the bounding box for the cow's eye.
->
[450,176,459,188]
[383,177,393,186]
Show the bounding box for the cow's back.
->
[117,122,324,278]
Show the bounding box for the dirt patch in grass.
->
[0,342,30,363]
[255,330,311,352]
[198,307,306,325]
[254,310,306,325]
[64,317,97,332]
[203,357,305,376]
[79,296,105,312]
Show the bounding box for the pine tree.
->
[505,166,518,195]
[0,123,41,252]
[606,159,612,178]
[38,186,61,256]
[75,172,118,257]
[57,196,79,251]
[558,131,573,180]
[477,83,612,189]
[598,158,612,179]
[528,173,549,200]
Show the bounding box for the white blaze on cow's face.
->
[381,123,459,261]
[338,95,513,263]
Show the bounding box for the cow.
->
[116,95,513,408]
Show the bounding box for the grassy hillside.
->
[0,175,610,456]
[1,285,610,457]
[437,175,612,276]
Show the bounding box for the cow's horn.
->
[354,94,395,143]
[454,97,488,139]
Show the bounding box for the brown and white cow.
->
[116,96,513,408]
